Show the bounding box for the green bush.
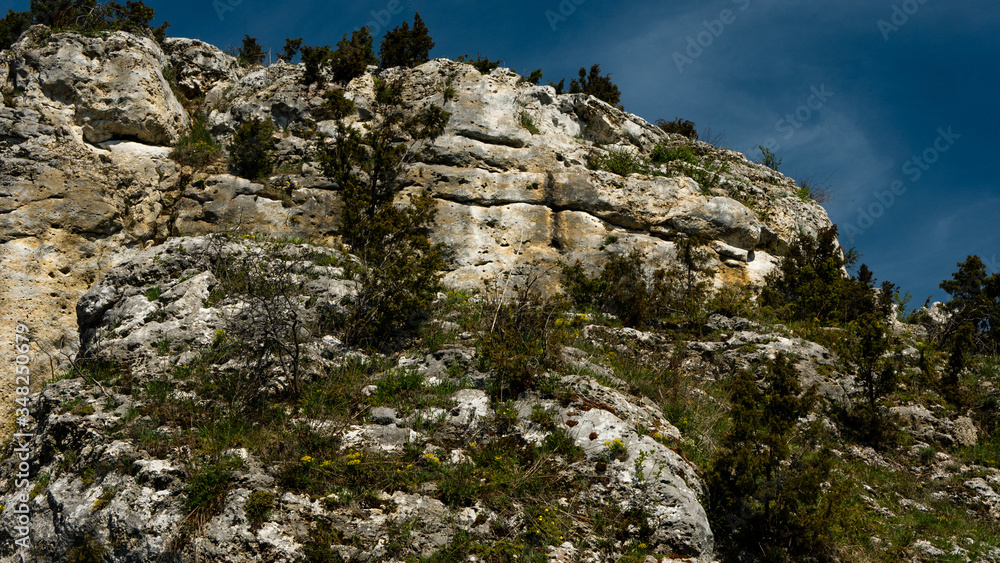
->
[569,64,621,107]
[280,37,302,62]
[562,243,711,330]
[706,355,836,561]
[245,490,276,530]
[687,159,728,194]
[944,322,975,401]
[339,192,445,346]
[229,117,277,180]
[757,145,782,171]
[456,53,502,74]
[840,312,899,445]
[184,456,241,520]
[204,237,311,407]
[760,226,895,326]
[650,142,697,166]
[656,117,698,140]
[65,535,108,563]
[519,112,539,135]
[301,525,345,562]
[238,35,265,66]
[300,45,332,85]
[590,147,647,176]
[4,1,169,49]
[170,116,221,168]
[379,12,435,68]
[796,176,833,204]
[478,283,568,401]
[2,0,168,50]
[318,78,450,347]
[329,27,377,83]
[314,90,356,121]
[0,9,32,50]
[563,251,658,327]
[938,255,1000,354]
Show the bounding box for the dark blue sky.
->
[7,0,998,306]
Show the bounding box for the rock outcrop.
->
[8,26,189,145]
[161,37,244,100]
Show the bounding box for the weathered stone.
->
[162,37,243,99]
[12,27,189,145]
[370,407,398,426]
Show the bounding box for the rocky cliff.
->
[0,28,830,414]
[8,27,997,563]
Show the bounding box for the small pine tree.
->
[379,20,409,68]
[238,35,265,67]
[280,37,302,62]
[944,322,975,402]
[318,79,450,346]
[329,27,376,83]
[844,311,898,444]
[229,117,277,180]
[7,0,167,49]
[407,12,434,65]
[0,9,32,49]
[456,54,501,75]
[707,355,836,561]
[757,145,782,171]
[569,64,622,106]
[940,255,1000,353]
[656,117,698,140]
[761,226,880,325]
[561,240,711,330]
[300,45,332,85]
[379,12,435,68]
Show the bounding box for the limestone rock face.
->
[391,60,828,291]
[181,56,832,293]
[9,26,189,145]
[161,37,243,99]
[0,98,182,458]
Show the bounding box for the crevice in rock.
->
[454,129,525,149]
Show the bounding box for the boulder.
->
[11,27,189,145]
[161,37,243,99]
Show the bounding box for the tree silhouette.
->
[379,12,435,68]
